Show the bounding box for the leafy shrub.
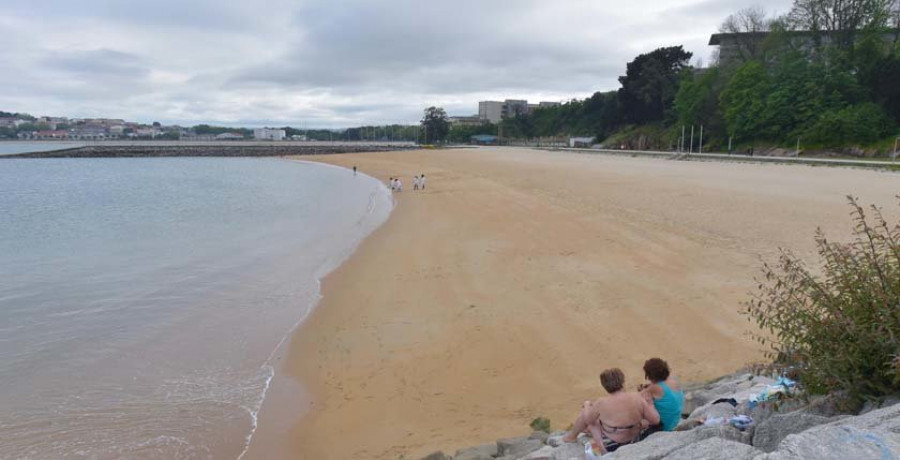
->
[529,417,551,433]
[802,103,895,147]
[745,197,900,401]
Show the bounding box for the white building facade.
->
[478,101,503,124]
[253,128,286,141]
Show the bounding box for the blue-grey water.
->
[0,157,392,459]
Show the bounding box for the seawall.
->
[1,143,417,158]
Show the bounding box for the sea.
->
[0,156,392,459]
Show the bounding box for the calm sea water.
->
[0,157,392,459]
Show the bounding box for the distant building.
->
[478,101,504,124]
[709,29,900,66]
[448,115,483,127]
[254,128,286,141]
[181,133,217,141]
[502,99,528,118]
[108,125,125,136]
[33,130,69,139]
[70,127,107,139]
[539,101,560,108]
[290,134,308,141]
[569,136,595,148]
[134,127,159,138]
[215,132,244,140]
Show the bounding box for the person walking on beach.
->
[413,175,420,191]
[353,165,358,176]
[389,177,394,191]
[420,174,426,190]
[395,178,403,192]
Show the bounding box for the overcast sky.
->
[1,0,794,128]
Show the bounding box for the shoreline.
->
[246,147,900,459]
[239,159,395,459]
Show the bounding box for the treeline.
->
[494,0,900,153]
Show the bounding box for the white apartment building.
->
[478,101,503,124]
[253,128,286,141]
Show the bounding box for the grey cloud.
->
[0,0,796,127]
[42,49,149,78]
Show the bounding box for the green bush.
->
[745,197,900,401]
[529,417,551,433]
[802,103,895,147]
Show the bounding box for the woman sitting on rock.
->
[562,368,660,454]
[639,357,684,433]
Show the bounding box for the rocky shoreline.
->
[418,372,900,460]
[1,144,417,158]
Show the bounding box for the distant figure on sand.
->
[420,174,426,190]
[389,177,394,191]
[638,358,684,433]
[353,165,358,176]
[413,175,420,191]
[562,368,659,455]
[395,178,403,192]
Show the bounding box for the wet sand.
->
[246,147,900,459]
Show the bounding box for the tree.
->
[618,46,693,124]
[788,0,897,51]
[719,7,773,64]
[420,107,449,144]
[720,61,771,141]
[674,68,722,129]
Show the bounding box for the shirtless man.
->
[562,368,660,454]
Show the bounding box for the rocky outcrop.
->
[417,374,900,460]
[751,413,832,452]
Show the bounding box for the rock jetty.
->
[2,144,417,158]
[418,373,900,460]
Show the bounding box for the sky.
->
[0,0,794,128]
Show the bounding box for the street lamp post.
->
[893,136,899,162]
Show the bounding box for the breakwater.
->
[1,142,417,158]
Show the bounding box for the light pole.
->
[893,136,899,162]
[689,125,694,155]
[698,125,703,154]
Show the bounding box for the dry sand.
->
[245,147,900,460]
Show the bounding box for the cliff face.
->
[418,373,900,460]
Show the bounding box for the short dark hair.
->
[643,358,670,382]
[599,368,625,393]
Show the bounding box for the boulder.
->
[497,436,543,458]
[521,445,556,459]
[605,425,749,459]
[546,431,567,447]
[454,442,498,460]
[800,392,860,417]
[417,451,450,460]
[754,425,900,459]
[549,442,587,460]
[752,413,831,452]
[859,394,900,416]
[529,430,550,443]
[688,400,737,421]
[663,437,762,460]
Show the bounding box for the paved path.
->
[544,147,900,169]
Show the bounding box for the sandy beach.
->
[245,147,900,460]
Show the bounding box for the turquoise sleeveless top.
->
[655,382,684,431]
